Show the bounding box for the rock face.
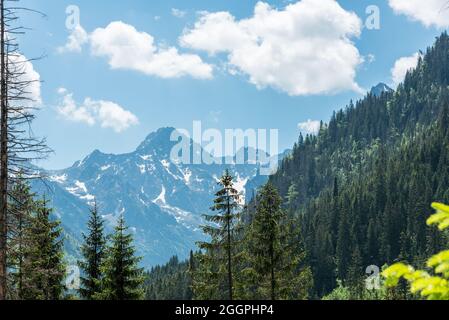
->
[370,83,394,97]
[33,127,279,267]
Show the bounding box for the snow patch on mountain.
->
[80,194,95,201]
[66,180,88,196]
[75,181,88,193]
[153,186,166,205]
[234,174,249,204]
[140,155,152,161]
[138,164,146,174]
[50,174,67,184]
[183,168,192,185]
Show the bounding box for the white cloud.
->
[298,119,321,134]
[58,21,213,80]
[391,53,420,87]
[388,0,449,28]
[9,54,42,105]
[57,89,139,133]
[180,0,363,96]
[85,98,139,132]
[172,8,187,18]
[57,90,95,125]
[57,25,89,53]
[57,87,67,95]
[90,21,213,79]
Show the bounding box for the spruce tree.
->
[347,245,363,299]
[336,200,351,283]
[194,169,241,300]
[22,197,65,300]
[245,183,312,300]
[6,178,35,299]
[78,200,106,300]
[95,215,144,300]
[286,183,299,209]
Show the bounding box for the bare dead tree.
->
[0,0,6,300]
[0,0,49,300]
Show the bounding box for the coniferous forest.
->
[145,32,449,301]
[2,0,449,302]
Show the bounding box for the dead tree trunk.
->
[0,0,7,301]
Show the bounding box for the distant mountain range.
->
[32,127,283,267]
[30,82,390,268]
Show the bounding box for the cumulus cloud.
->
[180,0,363,96]
[57,88,139,133]
[298,119,321,134]
[58,25,89,53]
[59,21,213,80]
[9,54,42,105]
[391,53,420,87]
[90,21,213,79]
[388,0,449,28]
[172,8,187,18]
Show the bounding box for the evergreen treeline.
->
[190,172,313,300]
[7,179,66,300]
[268,32,449,298]
[145,173,313,300]
[78,205,145,300]
[6,177,145,300]
[144,254,193,300]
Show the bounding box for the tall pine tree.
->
[78,200,106,300]
[21,197,65,300]
[6,177,35,299]
[245,183,312,300]
[95,215,144,300]
[194,169,241,300]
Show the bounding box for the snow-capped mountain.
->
[32,127,278,267]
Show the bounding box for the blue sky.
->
[16,0,448,169]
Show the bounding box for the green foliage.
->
[193,170,241,300]
[428,203,449,231]
[144,254,193,300]
[383,203,449,300]
[78,201,106,300]
[267,32,449,297]
[191,179,314,300]
[21,197,66,300]
[7,178,36,299]
[94,215,144,300]
[322,281,351,300]
[243,183,312,300]
[322,280,390,301]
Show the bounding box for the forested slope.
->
[270,32,449,297]
[144,255,193,300]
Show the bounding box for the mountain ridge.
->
[370,82,393,97]
[33,127,281,267]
